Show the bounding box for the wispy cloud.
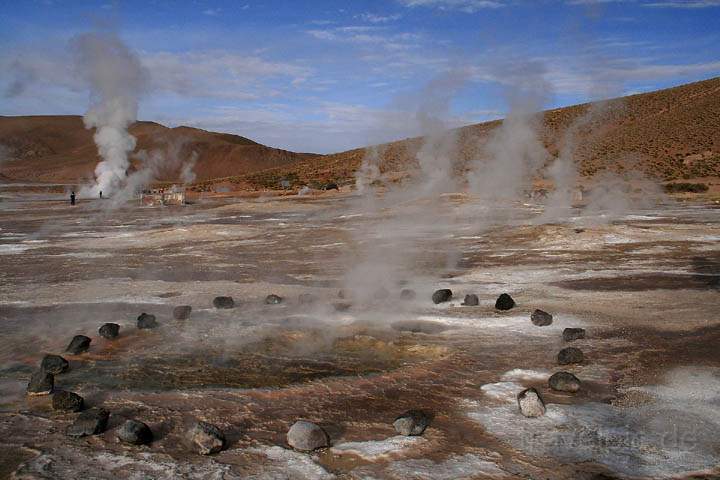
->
[356,12,403,23]
[398,0,505,12]
[644,0,720,7]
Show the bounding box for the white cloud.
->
[202,8,221,16]
[356,12,404,23]
[398,0,505,12]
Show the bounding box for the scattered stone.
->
[574,228,585,234]
[117,419,153,445]
[265,294,283,305]
[187,421,226,455]
[558,347,584,365]
[213,296,235,309]
[173,305,192,320]
[52,390,84,412]
[98,322,120,339]
[517,388,546,417]
[432,289,452,304]
[66,408,109,437]
[400,288,416,300]
[495,293,515,311]
[287,420,329,451]
[549,371,581,393]
[41,354,68,375]
[66,335,91,354]
[462,294,479,306]
[563,327,586,342]
[530,309,553,326]
[393,410,430,436]
[298,293,318,305]
[333,302,352,312]
[27,370,54,395]
[137,313,158,329]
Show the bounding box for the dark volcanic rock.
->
[462,294,479,306]
[558,347,584,365]
[431,289,452,304]
[517,388,546,417]
[549,371,581,392]
[495,293,515,311]
[323,182,339,191]
[52,390,84,412]
[265,294,283,305]
[287,420,329,451]
[213,296,235,309]
[41,354,68,375]
[137,313,158,329]
[66,335,91,354]
[66,408,109,437]
[173,305,192,320]
[400,288,416,300]
[27,370,53,395]
[98,322,120,339]
[393,410,430,436]
[531,309,553,326]
[298,293,318,305]
[187,421,226,455]
[563,327,586,342]
[117,419,153,445]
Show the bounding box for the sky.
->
[1,0,720,153]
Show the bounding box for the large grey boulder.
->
[41,354,68,375]
[27,370,53,395]
[549,372,581,392]
[432,289,452,304]
[173,305,192,320]
[558,347,584,365]
[393,410,430,436]
[66,408,109,437]
[462,294,479,306]
[530,309,553,326]
[137,313,158,329]
[52,390,84,412]
[287,420,329,451]
[99,323,120,339]
[265,294,283,305]
[117,419,153,445]
[563,327,586,342]
[66,335,91,354]
[495,293,515,311]
[187,421,226,455]
[517,388,546,417]
[213,296,235,309]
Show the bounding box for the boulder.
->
[66,335,91,354]
[549,371,581,393]
[137,313,158,329]
[98,323,120,339]
[173,305,192,320]
[323,182,339,191]
[530,309,553,326]
[431,289,452,304]
[563,327,586,342]
[265,294,283,305]
[117,419,153,445]
[495,293,515,311]
[66,408,109,437]
[558,347,584,365]
[462,294,479,306]
[41,354,69,375]
[27,370,53,395]
[393,410,430,436]
[187,421,226,455]
[517,388,546,417]
[298,293,318,305]
[400,289,416,300]
[213,296,235,309]
[52,390,84,412]
[287,420,329,451]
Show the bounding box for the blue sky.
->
[2,0,720,153]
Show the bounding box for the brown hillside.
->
[0,115,319,184]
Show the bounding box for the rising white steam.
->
[72,31,147,198]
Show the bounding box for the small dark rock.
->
[298,293,318,305]
[517,388,546,417]
[549,371,581,392]
[173,305,192,320]
[98,323,120,339]
[495,293,515,311]
[287,420,329,451]
[531,309,553,326]
[323,182,339,191]
[400,288,416,300]
[137,313,158,329]
[66,408,109,437]
[41,354,68,375]
[431,289,452,304]
[563,327,586,342]
[265,294,283,305]
[574,228,585,234]
[66,335,91,354]
[558,347,584,365]
[27,370,54,395]
[187,421,226,455]
[393,410,430,436]
[213,296,235,309]
[52,390,84,412]
[117,419,153,445]
[462,294,479,306]
[337,289,347,299]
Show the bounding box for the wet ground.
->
[0,187,719,479]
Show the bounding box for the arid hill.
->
[0,115,319,184]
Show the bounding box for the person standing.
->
[70,191,76,205]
